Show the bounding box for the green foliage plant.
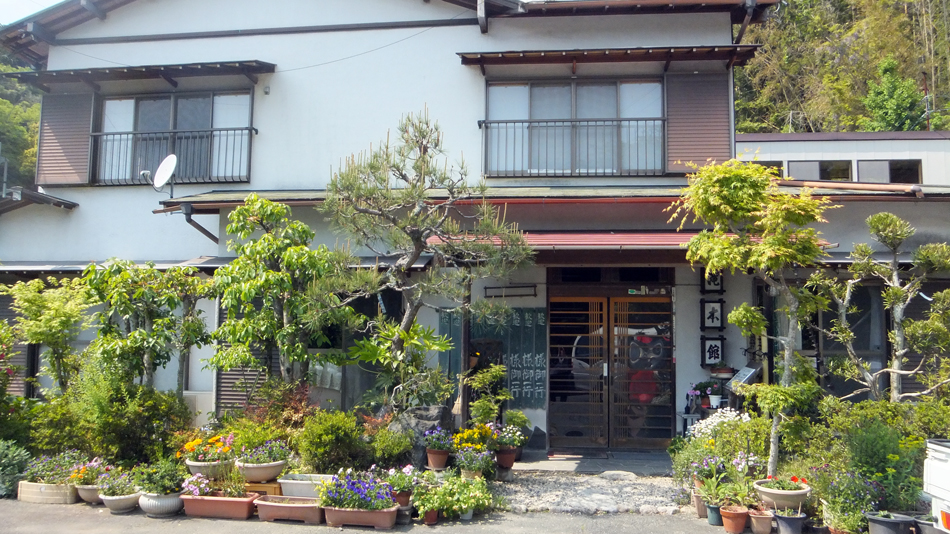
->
[217,464,247,498]
[0,439,30,497]
[371,428,414,468]
[464,364,512,425]
[697,472,728,506]
[133,458,185,495]
[97,468,137,496]
[502,409,530,429]
[27,396,85,456]
[846,419,924,510]
[814,468,882,533]
[861,57,929,132]
[22,450,87,484]
[668,159,836,477]
[297,409,370,473]
[439,476,494,517]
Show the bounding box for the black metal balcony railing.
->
[482,118,665,177]
[91,127,253,185]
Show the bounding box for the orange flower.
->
[790,476,799,483]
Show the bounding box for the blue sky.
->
[1,0,60,25]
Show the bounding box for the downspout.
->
[181,203,219,244]
[733,0,756,45]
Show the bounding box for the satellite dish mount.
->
[150,154,178,198]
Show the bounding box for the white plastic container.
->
[277,474,333,498]
[923,440,950,533]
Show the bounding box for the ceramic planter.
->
[180,491,259,519]
[916,518,942,534]
[775,512,808,534]
[707,504,724,526]
[101,492,142,514]
[750,510,774,534]
[139,492,184,518]
[17,481,77,504]
[255,495,324,524]
[754,479,812,510]
[278,473,333,498]
[235,459,287,483]
[496,448,516,469]
[422,509,439,525]
[709,394,723,407]
[865,512,914,534]
[692,491,707,518]
[184,459,234,479]
[805,519,829,534]
[721,505,751,534]
[324,505,399,530]
[426,448,450,470]
[392,490,411,507]
[75,484,101,504]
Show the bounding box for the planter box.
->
[277,474,333,498]
[236,460,287,483]
[255,495,324,524]
[324,505,399,530]
[17,481,77,504]
[180,492,259,520]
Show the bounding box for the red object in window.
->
[628,370,658,403]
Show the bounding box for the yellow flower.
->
[887,454,899,462]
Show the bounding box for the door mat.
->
[546,450,609,459]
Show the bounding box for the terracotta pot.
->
[750,510,775,534]
[754,479,812,510]
[180,491,259,520]
[469,356,480,368]
[138,492,184,518]
[828,528,850,534]
[17,481,77,504]
[423,509,439,525]
[722,505,751,534]
[255,495,324,524]
[101,492,142,514]
[426,448,450,470]
[392,490,411,507]
[75,484,101,504]
[496,448,516,469]
[693,491,708,519]
[278,473,333,498]
[460,469,483,479]
[184,459,234,479]
[235,459,286,483]
[324,505,399,529]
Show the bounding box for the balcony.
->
[91,127,252,185]
[482,118,665,177]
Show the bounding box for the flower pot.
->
[426,448,450,470]
[75,484,101,504]
[754,479,812,510]
[709,394,723,407]
[701,397,711,407]
[180,491,259,519]
[805,519,829,534]
[469,356,480,368]
[17,481,78,504]
[722,505,751,534]
[423,509,439,526]
[255,495,324,524]
[750,510,775,534]
[775,512,808,534]
[707,504,724,526]
[496,447,516,469]
[324,505,399,529]
[392,490,411,507]
[184,459,234,479]
[139,492,184,518]
[916,519,942,534]
[693,491,708,518]
[235,459,287,483]
[460,469,483,479]
[865,513,914,534]
[101,492,142,514]
[460,508,474,521]
[278,473,333,498]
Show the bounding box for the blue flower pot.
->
[707,504,724,526]
[775,512,808,534]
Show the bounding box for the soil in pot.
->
[865,512,914,534]
[721,505,751,534]
[775,512,808,534]
[707,504,724,526]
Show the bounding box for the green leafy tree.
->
[212,194,363,383]
[667,159,834,476]
[0,278,95,394]
[861,57,929,131]
[0,98,39,189]
[322,110,534,358]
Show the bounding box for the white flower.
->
[402,465,414,475]
[688,408,750,439]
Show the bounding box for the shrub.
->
[371,428,413,468]
[222,417,286,451]
[133,458,185,495]
[298,409,370,473]
[29,396,86,456]
[0,397,37,447]
[0,439,30,497]
[22,450,87,484]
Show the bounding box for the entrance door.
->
[548,296,673,449]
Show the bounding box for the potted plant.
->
[749,506,775,534]
[694,381,722,407]
[134,459,185,518]
[774,508,808,534]
[179,433,235,479]
[384,464,419,507]
[697,473,727,526]
[916,514,941,534]
[865,511,915,534]
[819,472,882,534]
[423,427,454,469]
[68,457,111,504]
[440,476,493,521]
[456,447,494,479]
[754,475,812,510]
[805,515,830,534]
[179,467,259,520]
[493,424,525,469]
[18,450,86,504]
[721,503,751,534]
[711,361,736,379]
[235,439,291,483]
[98,469,141,514]
[255,495,324,524]
[502,409,532,461]
[319,469,399,529]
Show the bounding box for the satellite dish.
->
[153,154,178,189]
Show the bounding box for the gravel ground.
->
[494,471,684,515]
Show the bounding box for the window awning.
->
[0,187,78,216]
[458,45,761,68]
[520,231,696,250]
[3,60,276,91]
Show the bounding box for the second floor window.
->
[97,92,251,185]
[485,80,664,177]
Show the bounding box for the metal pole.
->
[1,141,7,198]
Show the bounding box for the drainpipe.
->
[181,202,219,244]
[733,0,756,45]
[1,142,8,199]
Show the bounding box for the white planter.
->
[101,492,142,514]
[75,484,102,504]
[235,460,287,483]
[17,481,77,504]
[460,508,474,521]
[278,474,334,498]
[139,492,184,518]
[184,459,234,479]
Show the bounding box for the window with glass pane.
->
[211,94,250,179]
